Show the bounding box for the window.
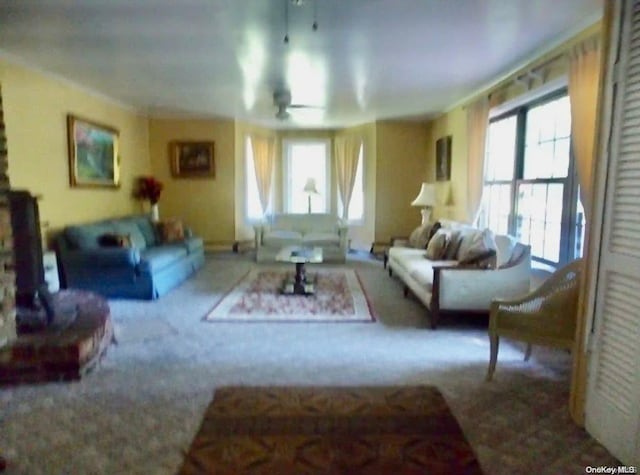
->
[245,136,271,221]
[337,143,364,222]
[283,139,330,213]
[482,91,584,265]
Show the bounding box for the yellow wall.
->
[148,118,236,246]
[426,108,468,222]
[0,58,151,241]
[374,120,429,242]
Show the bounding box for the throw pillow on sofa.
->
[98,233,132,248]
[159,218,185,243]
[409,222,438,249]
[457,228,497,263]
[425,228,451,259]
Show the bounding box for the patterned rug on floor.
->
[179,386,483,474]
[204,268,375,322]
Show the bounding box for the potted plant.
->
[135,176,164,222]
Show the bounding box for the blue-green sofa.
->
[56,215,205,299]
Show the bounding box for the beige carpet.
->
[204,267,375,322]
[180,386,483,474]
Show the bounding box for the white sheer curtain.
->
[568,37,601,220]
[249,135,275,216]
[466,96,490,225]
[334,136,362,219]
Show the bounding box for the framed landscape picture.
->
[169,141,215,178]
[67,114,120,188]
[435,135,452,181]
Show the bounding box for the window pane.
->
[515,183,564,262]
[523,95,571,179]
[245,138,266,220]
[338,144,364,221]
[286,142,328,214]
[484,184,512,235]
[485,116,517,181]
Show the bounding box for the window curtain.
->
[334,136,362,219]
[249,135,275,217]
[568,37,602,220]
[466,96,490,225]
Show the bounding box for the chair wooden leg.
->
[388,267,392,277]
[524,343,532,362]
[486,334,499,381]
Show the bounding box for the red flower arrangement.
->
[135,176,163,204]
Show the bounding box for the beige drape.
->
[334,136,362,219]
[568,38,601,220]
[466,97,490,225]
[249,135,275,216]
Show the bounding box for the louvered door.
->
[585,0,640,465]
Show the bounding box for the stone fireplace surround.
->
[0,84,17,349]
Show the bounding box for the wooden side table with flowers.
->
[134,176,163,222]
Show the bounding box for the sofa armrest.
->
[337,224,349,249]
[433,250,531,311]
[62,248,141,268]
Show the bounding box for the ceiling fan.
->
[273,89,323,120]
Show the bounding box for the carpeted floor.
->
[180,385,482,474]
[0,252,619,474]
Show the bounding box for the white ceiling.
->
[0,0,603,129]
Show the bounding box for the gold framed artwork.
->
[435,135,452,182]
[169,141,215,178]
[67,114,120,188]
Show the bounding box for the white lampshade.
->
[303,177,319,194]
[411,183,436,207]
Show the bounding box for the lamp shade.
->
[303,177,319,194]
[411,183,436,207]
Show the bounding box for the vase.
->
[150,203,160,222]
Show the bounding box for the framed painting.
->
[169,141,215,178]
[435,135,452,182]
[67,114,120,188]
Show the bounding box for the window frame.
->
[282,138,332,214]
[485,88,581,266]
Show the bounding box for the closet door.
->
[585,0,640,465]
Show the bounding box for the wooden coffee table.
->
[275,246,323,295]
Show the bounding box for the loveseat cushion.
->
[113,221,148,250]
[66,222,117,250]
[457,228,497,263]
[263,230,302,247]
[138,245,188,273]
[302,232,340,247]
[183,236,204,254]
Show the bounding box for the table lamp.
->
[411,183,436,225]
[303,177,319,213]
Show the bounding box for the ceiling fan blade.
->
[288,104,324,109]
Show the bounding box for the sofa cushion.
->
[138,245,188,273]
[131,216,157,246]
[114,222,147,250]
[302,232,340,247]
[457,228,497,263]
[183,236,204,254]
[494,234,518,268]
[408,222,434,249]
[65,223,117,250]
[407,258,458,288]
[263,230,302,247]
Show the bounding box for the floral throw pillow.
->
[159,218,185,243]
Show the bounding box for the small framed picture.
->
[67,114,120,188]
[436,135,452,182]
[169,141,215,178]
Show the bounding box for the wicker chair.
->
[486,258,583,381]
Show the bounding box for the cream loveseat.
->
[387,220,531,328]
[254,213,348,262]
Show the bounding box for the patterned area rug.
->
[204,268,375,322]
[180,386,483,474]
